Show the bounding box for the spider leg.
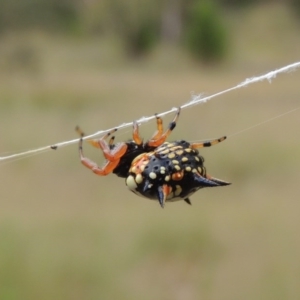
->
[86,129,118,149]
[148,113,164,140]
[77,128,127,160]
[190,136,226,149]
[77,128,127,176]
[76,126,118,149]
[78,136,120,175]
[109,136,115,146]
[133,121,143,145]
[147,107,181,148]
[132,112,164,146]
[75,126,85,137]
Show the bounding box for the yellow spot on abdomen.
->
[168,153,176,159]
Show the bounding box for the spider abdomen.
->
[126,140,229,207]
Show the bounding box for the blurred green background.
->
[0,0,300,299]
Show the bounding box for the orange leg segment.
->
[86,129,118,149]
[133,121,143,145]
[148,114,164,141]
[80,154,120,176]
[147,107,181,148]
[77,127,127,176]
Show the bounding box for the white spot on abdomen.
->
[126,175,137,190]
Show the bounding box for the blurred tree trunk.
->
[161,0,183,43]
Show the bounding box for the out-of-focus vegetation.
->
[0,0,299,61]
[0,0,296,62]
[0,0,82,33]
[185,1,227,62]
[1,1,300,300]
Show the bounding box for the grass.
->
[0,3,300,300]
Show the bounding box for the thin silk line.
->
[228,106,300,138]
[0,61,300,162]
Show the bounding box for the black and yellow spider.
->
[77,108,230,208]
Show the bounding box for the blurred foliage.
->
[0,40,40,74]
[107,0,161,57]
[291,0,300,17]
[216,0,261,8]
[185,1,227,62]
[0,0,82,34]
[0,0,299,59]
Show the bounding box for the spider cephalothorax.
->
[77,108,230,208]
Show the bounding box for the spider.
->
[76,108,230,208]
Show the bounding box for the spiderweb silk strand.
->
[0,61,300,162]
